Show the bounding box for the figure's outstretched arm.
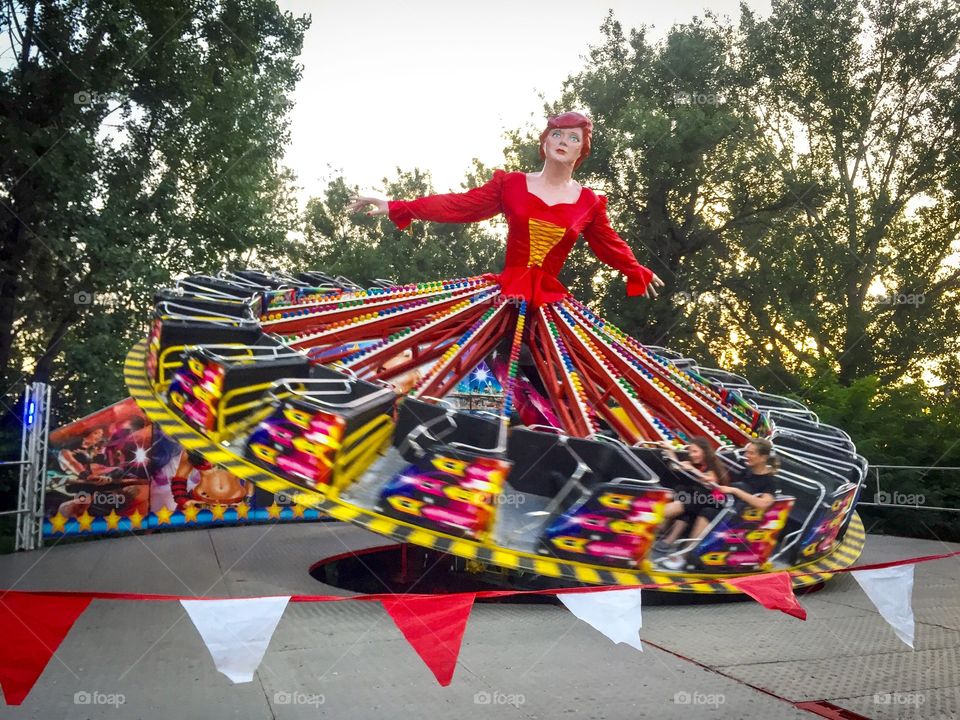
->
[349,170,506,231]
[582,195,663,298]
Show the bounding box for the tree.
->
[505,2,960,395]
[299,164,505,284]
[737,0,960,387]
[0,0,308,421]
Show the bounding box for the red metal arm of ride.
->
[345,301,493,378]
[411,305,514,401]
[548,306,669,442]
[527,307,597,438]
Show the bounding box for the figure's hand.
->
[644,273,665,299]
[346,195,389,217]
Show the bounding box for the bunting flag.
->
[180,596,290,683]
[559,588,644,651]
[727,571,807,620]
[852,565,916,648]
[380,594,475,686]
[0,592,92,705]
[1,550,957,705]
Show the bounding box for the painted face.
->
[687,444,704,464]
[543,128,582,165]
[82,428,105,448]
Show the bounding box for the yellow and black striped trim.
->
[125,340,866,594]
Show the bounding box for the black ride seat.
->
[503,430,673,568]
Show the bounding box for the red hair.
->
[539,111,593,169]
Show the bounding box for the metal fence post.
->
[15,383,51,551]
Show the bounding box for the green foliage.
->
[298,166,504,284]
[1,0,309,424]
[501,3,960,395]
[797,374,960,467]
[794,373,960,540]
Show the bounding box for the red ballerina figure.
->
[331,112,757,451]
[347,111,663,310]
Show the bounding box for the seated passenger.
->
[655,437,729,550]
[656,438,780,571]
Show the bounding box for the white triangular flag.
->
[181,596,290,682]
[559,588,643,651]
[852,565,916,648]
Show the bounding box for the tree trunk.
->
[32,314,75,384]
[0,212,30,384]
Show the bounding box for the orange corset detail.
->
[527,218,566,268]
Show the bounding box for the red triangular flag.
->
[0,592,92,705]
[728,572,807,620]
[381,593,475,686]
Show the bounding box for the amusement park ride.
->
[126,269,868,594]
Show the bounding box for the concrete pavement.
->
[0,521,956,719]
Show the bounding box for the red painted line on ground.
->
[642,638,872,719]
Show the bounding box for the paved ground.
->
[0,521,957,719]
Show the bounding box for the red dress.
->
[265,169,759,448]
[388,170,654,309]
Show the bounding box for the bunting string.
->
[0,549,953,705]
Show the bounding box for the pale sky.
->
[276,0,770,205]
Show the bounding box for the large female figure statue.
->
[344,112,758,448]
[348,112,663,309]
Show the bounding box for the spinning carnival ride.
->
[126,269,867,593]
